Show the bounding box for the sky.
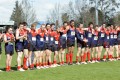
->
[0,0,71,22]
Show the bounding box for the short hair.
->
[88,22,93,26]
[46,23,51,27]
[31,22,37,28]
[19,22,23,26]
[22,22,28,26]
[63,21,68,25]
[51,23,55,26]
[70,20,74,24]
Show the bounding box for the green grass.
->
[0,43,120,80]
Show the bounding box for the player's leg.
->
[17,51,24,71]
[91,47,95,63]
[76,47,81,64]
[97,46,103,61]
[23,49,28,69]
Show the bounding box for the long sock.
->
[23,57,27,66]
[66,53,69,63]
[36,63,39,67]
[87,52,91,61]
[53,61,57,64]
[8,66,11,70]
[39,63,42,67]
[6,66,9,71]
[103,55,107,59]
[83,53,87,62]
[81,56,83,62]
[108,55,110,59]
[70,53,73,64]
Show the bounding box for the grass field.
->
[0,43,120,80]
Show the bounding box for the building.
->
[0,21,14,33]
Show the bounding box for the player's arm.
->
[16,29,25,40]
[4,34,11,43]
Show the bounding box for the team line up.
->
[1,20,120,72]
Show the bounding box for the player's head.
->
[79,23,83,28]
[95,25,98,30]
[110,24,114,29]
[22,22,28,29]
[70,20,75,27]
[41,24,45,30]
[102,22,106,28]
[88,22,93,28]
[51,23,56,30]
[18,22,24,30]
[6,26,13,34]
[31,22,36,30]
[63,21,68,27]
[46,23,51,30]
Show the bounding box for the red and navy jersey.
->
[54,31,60,45]
[104,29,110,42]
[67,26,75,42]
[92,30,98,44]
[16,29,25,43]
[49,29,55,45]
[109,29,114,45]
[5,33,14,45]
[98,27,105,41]
[113,29,118,44]
[36,28,45,47]
[44,29,50,43]
[76,28,85,43]
[85,27,93,43]
[60,26,67,40]
[28,29,37,45]
[117,28,120,41]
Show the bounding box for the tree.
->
[89,0,120,23]
[61,13,69,23]
[10,0,37,28]
[10,1,24,29]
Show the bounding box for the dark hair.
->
[70,20,74,24]
[5,26,13,33]
[88,22,93,26]
[51,23,55,26]
[46,23,50,27]
[19,22,23,26]
[63,21,68,25]
[22,22,28,26]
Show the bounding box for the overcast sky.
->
[0,0,71,21]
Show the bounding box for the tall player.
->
[66,20,76,65]
[4,26,15,72]
[59,22,68,65]
[16,23,26,71]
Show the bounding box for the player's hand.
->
[83,38,88,43]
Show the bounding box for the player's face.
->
[79,24,83,28]
[31,26,36,30]
[95,26,98,30]
[41,25,45,30]
[46,25,51,30]
[71,22,75,26]
[63,23,68,27]
[90,24,93,28]
[103,24,106,28]
[8,28,13,34]
[24,25,27,29]
[19,24,24,30]
[111,25,114,29]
